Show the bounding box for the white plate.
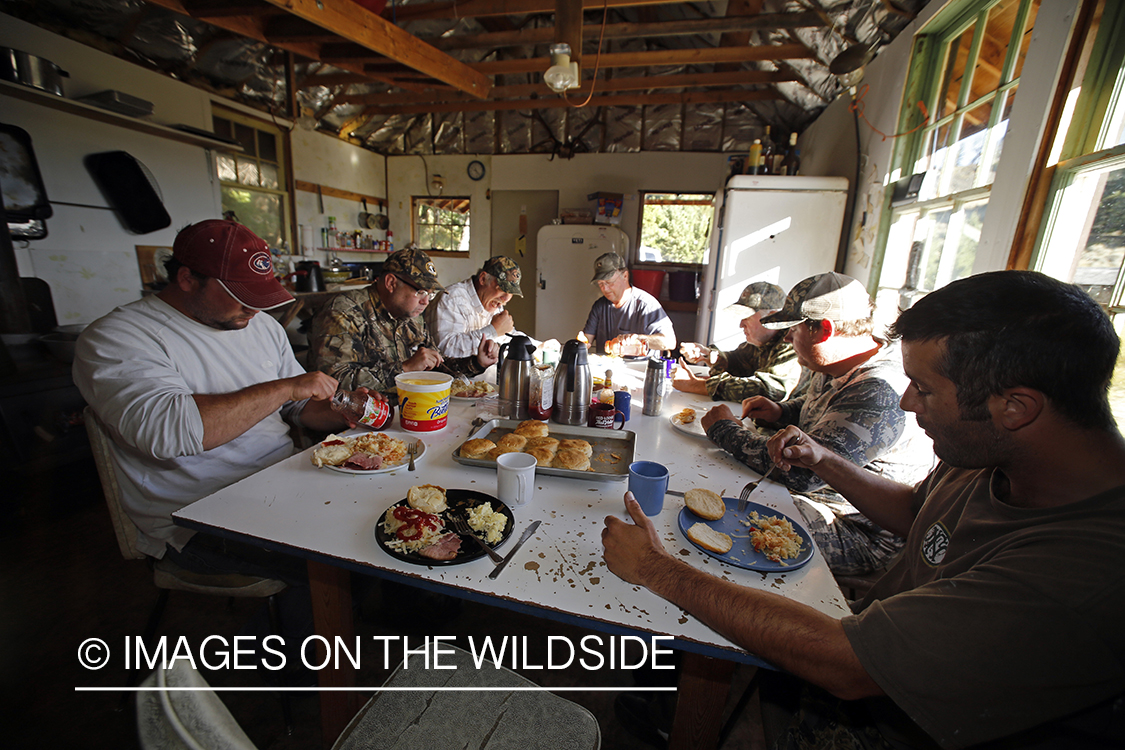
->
[669,410,707,438]
[322,438,425,474]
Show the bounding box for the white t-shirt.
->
[428,277,498,358]
[73,296,306,557]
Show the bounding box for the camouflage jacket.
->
[705,335,802,403]
[308,287,485,399]
[706,339,934,493]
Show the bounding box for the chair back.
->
[137,662,259,750]
[84,406,145,560]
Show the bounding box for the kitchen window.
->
[634,191,714,268]
[211,107,290,250]
[412,196,470,255]
[1031,0,1125,423]
[875,0,1040,308]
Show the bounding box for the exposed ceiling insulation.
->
[0,0,928,156]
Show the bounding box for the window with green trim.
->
[1031,0,1125,424]
[412,196,470,254]
[876,0,1040,305]
[212,107,290,251]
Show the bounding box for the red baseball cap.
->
[172,220,293,310]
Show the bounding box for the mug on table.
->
[628,460,669,516]
[588,401,625,430]
[497,452,536,507]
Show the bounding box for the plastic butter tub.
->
[395,372,452,432]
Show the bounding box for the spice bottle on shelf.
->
[386,230,394,253]
[330,389,393,430]
[760,126,775,175]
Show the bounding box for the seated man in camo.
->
[701,273,935,576]
[674,281,803,403]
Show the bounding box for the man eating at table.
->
[308,246,499,398]
[426,255,526,357]
[673,281,802,403]
[603,270,1125,749]
[701,272,933,576]
[74,220,367,665]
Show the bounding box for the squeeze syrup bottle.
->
[330,389,393,430]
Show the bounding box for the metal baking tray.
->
[452,418,634,481]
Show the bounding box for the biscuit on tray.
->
[557,438,592,457]
[460,438,495,460]
[513,420,549,438]
[553,448,591,471]
[496,433,528,452]
[525,447,555,466]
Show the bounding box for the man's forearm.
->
[804,451,916,537]
[193,381,294,450]
[298,397,349,432]
[644,554,881,700]
[645,331,676,351]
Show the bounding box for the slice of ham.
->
[419,534,461,561]
[342,452,382,470]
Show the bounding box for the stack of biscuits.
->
[459,420,593,471]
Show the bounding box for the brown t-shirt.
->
[842,463,1125,749]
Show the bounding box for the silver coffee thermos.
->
[498,335,536,419]
[642,356,666,416]
[553,339,591,425]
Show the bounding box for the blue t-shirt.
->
[581,286,675,354]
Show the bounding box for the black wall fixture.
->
[84,151,171,234]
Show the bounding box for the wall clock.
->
[467,160,486,181]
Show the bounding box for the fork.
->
[737,465,777,514]
[407,440,418,471]
[447,512,504,564]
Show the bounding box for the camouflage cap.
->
[762,272,872,329]
[481,255,523,296]
[724,281,786,317]
[382,247,444,292]
[591,252,627,283]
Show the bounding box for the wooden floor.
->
[2,458,768,750]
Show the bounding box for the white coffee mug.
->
[497,452,537,507]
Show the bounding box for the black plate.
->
[374,489,515,565]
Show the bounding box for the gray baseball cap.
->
[591,252,627,282]
[761,272,872,329]
[724,281,786,317]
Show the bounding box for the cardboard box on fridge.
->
[587,191,623,224]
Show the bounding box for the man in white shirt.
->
[426,255,524,357]
[74,220,361,578]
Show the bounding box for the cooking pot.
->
[1,48,68,96]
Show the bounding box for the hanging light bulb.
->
[544,43,580,93]
[830,45,874,90]
[431,174,445,194]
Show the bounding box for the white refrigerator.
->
[696,175,849,350]
[536,224,630,343]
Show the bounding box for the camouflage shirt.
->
[706,339,933,493]
[705,335,802,403]
[308,286,485,399]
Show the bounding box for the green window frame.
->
[212,106,291,251]
[871,0,1040,302]
[412,196,471,255]
[634,191,715,269]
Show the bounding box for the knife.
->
[666,490,685,497]
[488,520,540,579]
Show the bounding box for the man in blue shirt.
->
[578,252,676,355]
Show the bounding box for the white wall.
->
[381,151,730,286]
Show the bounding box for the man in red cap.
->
[75,220,365,581]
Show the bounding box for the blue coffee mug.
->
[614,390,632,421]
[628,460,669,516]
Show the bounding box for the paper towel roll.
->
[300,224,313,255]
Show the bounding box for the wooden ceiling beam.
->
[427,11,826,51]
[472,42,811,75]
[258,0,490,98]
[359,87,782,115]
[340,70,797,105]
[388,0,695,23]
[180,0,281,20]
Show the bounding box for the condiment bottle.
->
[528,365,554,420]
[330,389,393,430]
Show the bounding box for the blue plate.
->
[677,498,814,572]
